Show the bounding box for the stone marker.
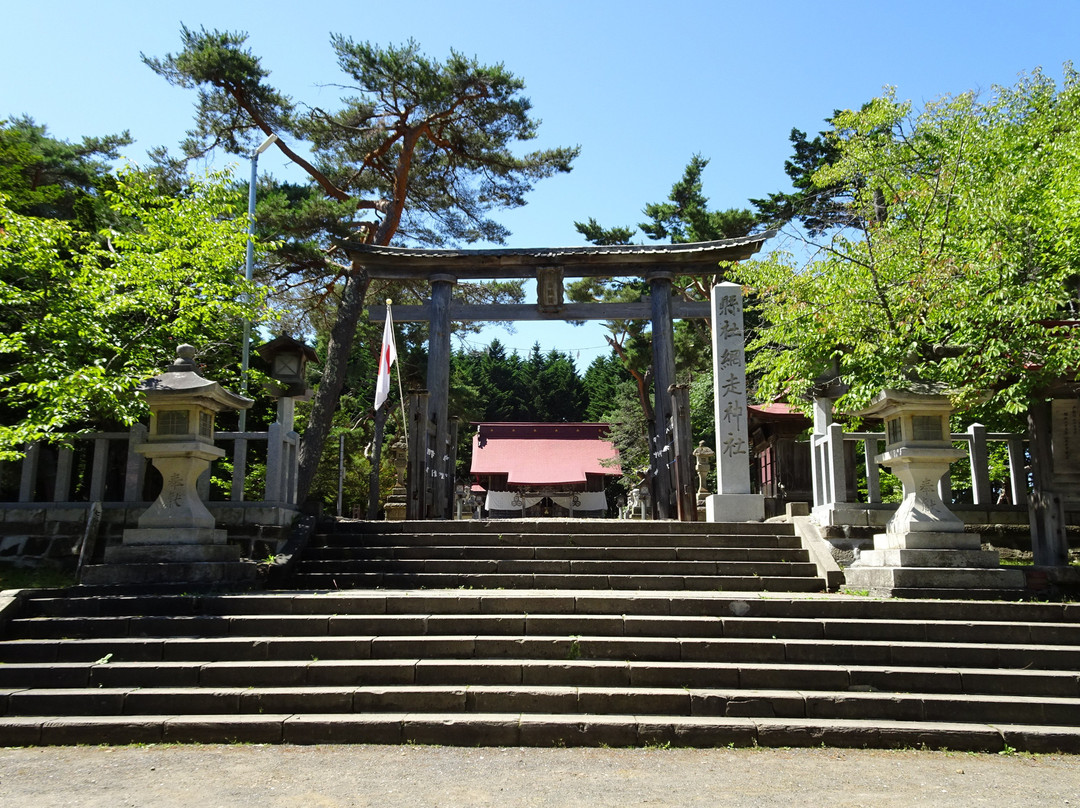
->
[705,283,764,522]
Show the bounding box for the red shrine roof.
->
[471,423,621,486]
[748,402,810,421]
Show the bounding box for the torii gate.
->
[344,235,771,519]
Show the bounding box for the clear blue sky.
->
[4,0,1078,369]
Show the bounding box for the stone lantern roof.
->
[138,344,253,413]
[853,386,955,420]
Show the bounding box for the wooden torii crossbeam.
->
[341,234,773,519]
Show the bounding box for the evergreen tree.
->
[582,354,633,422]
[145,26,578,502]
[749,124,849,237]
[0,116,131,231]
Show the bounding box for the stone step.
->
[284,572,827,592]
[3,634,1078,677]
[305,545,811,562]
[314,532,805,549]
[856,587,1033,601]
[5,684,1080,727]
[78,561,259,587]
[293,559,821,577]
[326,520,796,537]
[3,657,1077,698]
[294,519,823,595]
[2,712,1079,753]
[845,566,1028,592]
[8,613,1080,647]
[18,591,1080,622]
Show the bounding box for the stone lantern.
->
[844,386,1024,597]
[123,345,252,547]
[257,335,318,399]
[863,388,965,535]
[83,345,256,586]
[248,336,317,510]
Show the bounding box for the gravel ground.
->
[1,744,1077,807]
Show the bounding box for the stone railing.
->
[0,424,301,563]
[1,425,299,509]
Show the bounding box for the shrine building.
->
[470,422,621,518]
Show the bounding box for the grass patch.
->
[0,561,76,590]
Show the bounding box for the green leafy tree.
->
[451,340,587,424]
[594,378,652,494]
[732,67,1080,419]
[524,344,586,422]
[145,26,578,502]
[0,168,265,457]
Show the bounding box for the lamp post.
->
[238,132,279,434]
[230,133,278,502]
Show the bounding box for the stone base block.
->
[384,499,407,522]
[105,544,241,564]
[843,565,1026,595]
[208,504,300,527]
[872,531,982,551]
[785,502,811,518]
[122,527,227,546]
[858,548,1002,568]
[705,493,765,523]
[812,503,895,528]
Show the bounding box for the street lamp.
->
[238,132,279,434]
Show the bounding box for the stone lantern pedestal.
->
[693,441,715,520]
[844,388,1025,598]
[384,435,408,521]
[82,346,255,587]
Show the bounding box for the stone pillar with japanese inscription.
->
[705,283,764,522]
[1052,399,1080,476]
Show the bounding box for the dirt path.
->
[2,744,1077,807]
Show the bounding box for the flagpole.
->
[369,300,401,519]
[386,299,409,443]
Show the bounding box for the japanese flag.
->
[374,304,397,411]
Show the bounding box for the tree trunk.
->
[296,266,370,504]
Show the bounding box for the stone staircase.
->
[286,519,826,593]
[1,518,1078,752]
[1,588,1079,751]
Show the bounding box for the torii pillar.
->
[426,273,456,518]
[648,269,676,519]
